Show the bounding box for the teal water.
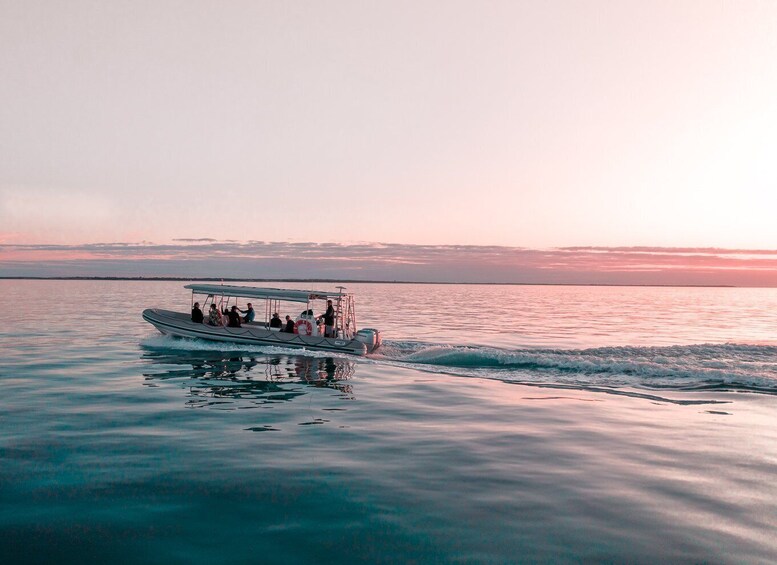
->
[1,281,776,563]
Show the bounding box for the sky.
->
[1,1,777,283]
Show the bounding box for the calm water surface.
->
[1,281,776,563]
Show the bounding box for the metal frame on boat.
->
[142,284,382,356]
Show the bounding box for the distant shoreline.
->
[0,276,739,288]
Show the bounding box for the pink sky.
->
[1,1,776,281]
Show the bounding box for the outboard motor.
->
[355,328,382,353]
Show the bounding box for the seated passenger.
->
[283,315,295,333]
[208,303,223,326]
[226,305,242,328]
[269,312,283,329]
[238,302,255,323]
[191,302,204,323]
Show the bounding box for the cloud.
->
[1,240,776,286]
[559,246,777,256]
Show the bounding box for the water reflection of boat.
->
[141,348,356,406]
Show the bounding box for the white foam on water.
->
[140,333,777,394]
[377,340,777,393]
[140,334,351,360]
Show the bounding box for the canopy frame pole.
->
[351,295,357,334]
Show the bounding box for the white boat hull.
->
[142,309,373,356]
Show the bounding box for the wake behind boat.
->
[142,284,382,356]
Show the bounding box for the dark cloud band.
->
[1,241,776,286]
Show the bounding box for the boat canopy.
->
[184,284,348,303]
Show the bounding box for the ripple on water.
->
[1,281,777,562]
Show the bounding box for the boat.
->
[142,284,382,356]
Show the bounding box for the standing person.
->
[226,305,242,328]
[191,302,204,323]
[318,299,336,338]
[283,315,295,333]
[238,302,255,324]
[208,303,223,326]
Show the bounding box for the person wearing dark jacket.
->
[318,300,335,337]
[269,313,283,329]
[226,305,242,328]
[191,302,204,323]
[283,315,295,333]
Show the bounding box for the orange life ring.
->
[295,318,313,336]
